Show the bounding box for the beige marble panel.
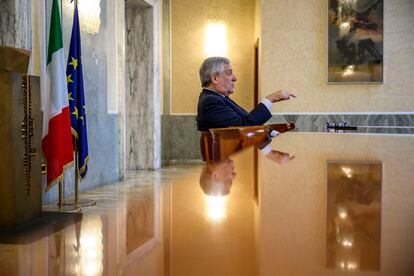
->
[171,0,256,113]
[261,0,414,113]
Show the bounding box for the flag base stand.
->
[55,205,81,212]
[49,179,81,213]
[42,204,81,213]
[63,198,96,207]
[59,205,81,212]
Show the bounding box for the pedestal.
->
[0,72,42,227]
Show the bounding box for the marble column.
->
[125,1,160,169]
[161,0,171,164]
[116,0,127,179]
[0,0,32,50]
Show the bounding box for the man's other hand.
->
[266,90,296,103]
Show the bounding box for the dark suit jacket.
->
[196,89,272,131]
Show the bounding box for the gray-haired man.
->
[196,56,296,131]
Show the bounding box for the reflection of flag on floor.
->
[66,2,89,179]
[42,0,74,190]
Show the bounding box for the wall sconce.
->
[204,22,228,57]
[78,0,101,34]
[64,0,101,35]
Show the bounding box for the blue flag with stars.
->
[66,3,89,179]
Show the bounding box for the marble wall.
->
[0,0,32,50]
[161,115,201,163]
[125,2,156,169]
[162,114,414,161]
[161,114,170,164]
[267,113,414,133]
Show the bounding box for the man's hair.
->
[199,57,230,87]
[199,164,230,196]
[199,160,234,196]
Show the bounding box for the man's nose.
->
[232,74,237,81]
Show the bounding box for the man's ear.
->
[210,73,218,84]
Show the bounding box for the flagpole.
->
[58,179,63,210]
[74,138,79,203]
[74,138,97,207]
[63,139,96,207]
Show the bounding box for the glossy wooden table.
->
[0,130,413,275]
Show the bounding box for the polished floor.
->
[0,132,413,276]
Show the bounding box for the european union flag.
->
[66,3,88,179]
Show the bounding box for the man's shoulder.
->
[201,89,222,97]
[199,89,224,102]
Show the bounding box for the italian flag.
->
[42,0,74,190]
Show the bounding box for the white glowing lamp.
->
[78,0,101,34]
[204,22,228,57]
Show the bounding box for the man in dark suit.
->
[196,56,296,131]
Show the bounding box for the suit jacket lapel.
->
[224,96,248,116]
[201,89,248,116]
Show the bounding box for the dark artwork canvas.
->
[328,0,383,82]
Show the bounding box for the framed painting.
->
[328,0,384,83]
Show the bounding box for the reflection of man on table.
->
[196,57,296,131]
[199,158,236,196]
[199,143,294,196]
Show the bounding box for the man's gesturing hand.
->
[266,90,296,103]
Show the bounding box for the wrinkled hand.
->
[266,90,296,103]
[265,150,295,165]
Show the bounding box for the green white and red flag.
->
[42,0,74,190]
